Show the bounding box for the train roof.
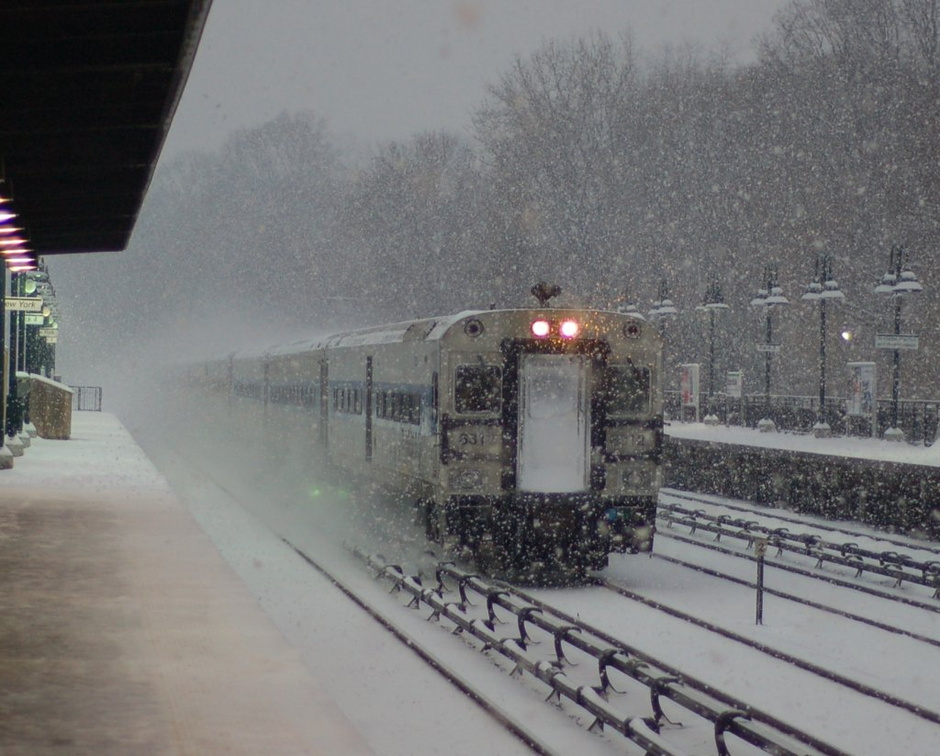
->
[231,308,650,361]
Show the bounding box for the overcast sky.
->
[162,0,791,157]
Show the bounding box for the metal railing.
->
[69,385,102,412]
[665,391,938,445]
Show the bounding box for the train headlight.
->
[559,319,580,338]
[451,469,484,491]
[531,319,551,338]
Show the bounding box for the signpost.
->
[680,363,700,422]
[4,297,43,312]
[875,334,919,350]
[847,362,877,438]
[755,538,768,625]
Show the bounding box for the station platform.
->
[0,413,372,755]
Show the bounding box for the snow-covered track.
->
[663,488,940,558]
[279,537,557,755]
[658,500,940,600]
[656,525,940,613]
[597,576,940,729]
[355,551,848,756]
[649,547,940,649]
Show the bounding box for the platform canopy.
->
[0,0,212,257]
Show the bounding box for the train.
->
[190,298,663,576]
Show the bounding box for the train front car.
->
[437,309,663,577]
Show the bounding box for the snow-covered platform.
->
[667,420,940,467]
[0,412,372,755]
[664,421,940,541]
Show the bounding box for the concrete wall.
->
[24,375,72,440]
[664,437,940,541]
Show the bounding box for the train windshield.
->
[455,365,502,414]
[607,364,651,415]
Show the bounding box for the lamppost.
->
[616,290,640,316]
[648,278,680,381]
[874,245,923,441]
[647,278,678,321]
[750,264,789,431]
[696,275,729,421]
[801,253,845,437]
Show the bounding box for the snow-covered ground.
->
[667,420,940,467]
[10,410,938,754]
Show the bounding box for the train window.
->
[607,365,651,415]
[405,393,421,425]
[375,391,385,418]
[455,365,502,414]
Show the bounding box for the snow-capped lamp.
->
[752,264,789,432]
[648,279,679,321]
[802,253,846,437]
[875,245,924,442]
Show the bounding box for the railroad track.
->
[280,538,558,755]
[348,549,849,756]
[658,490,940,604]
[596,575,940,729]
[662,487,940,559]
[649,545,940,649]
[151,430,937,755]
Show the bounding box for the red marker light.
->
[559,319,580,338]
[531,319,550,337]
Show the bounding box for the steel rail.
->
[279,537,559,756]
[662,488,940,557]
[357,550,847,756]
[650,542,940,649]
[598,579,940,728]
[658,502,940,596]
[658,527,940,614]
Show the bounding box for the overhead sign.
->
[4,297,43,312]
[875,334,919,350]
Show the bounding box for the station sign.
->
[4,297,43,312]
[39,327,58,338]
[24,313,44,325]
[875,334,919,350]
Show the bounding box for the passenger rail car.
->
[196,308,663,574]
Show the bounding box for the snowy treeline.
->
[99,0,940,399]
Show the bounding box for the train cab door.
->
[516,354,590,493]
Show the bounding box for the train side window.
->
[455,365,502,414]
[375,391,385,418]
[606,365,651,415]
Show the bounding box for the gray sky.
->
[162,0,790,157]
